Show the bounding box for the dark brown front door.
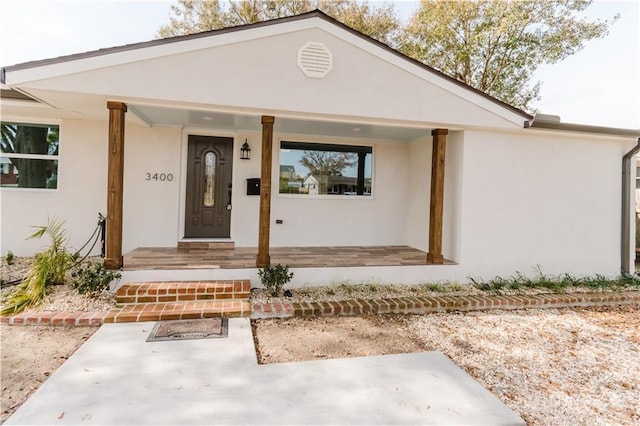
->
[185,135,233,238]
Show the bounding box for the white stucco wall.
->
[121,125,182,252]
[402,129,634,279]
[0,116,191,255]
[1,119,107,255]
[405,136,431,251]
[270,136,409,247]
[0,118,188,255]
[456,129,632,278]
[227,131,262,247]
[442,131,464,262]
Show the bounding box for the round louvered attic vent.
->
[297,42,333,79]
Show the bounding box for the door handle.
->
[226,183,232,211]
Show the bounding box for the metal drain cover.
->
[147,318,228,342]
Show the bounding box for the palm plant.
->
[1,218,75,315]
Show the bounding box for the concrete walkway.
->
[6,319,524,425]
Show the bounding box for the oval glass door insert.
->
[204,151,216,207]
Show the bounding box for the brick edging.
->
[1,311,106,327]
[3,291,639,325]
[250,291,640,319]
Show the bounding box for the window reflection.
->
[279,141,372,196]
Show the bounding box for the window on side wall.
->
[0,122,59,189]
[279,141,372,196]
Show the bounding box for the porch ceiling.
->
[4,87,433,141]
[131,103,432,141]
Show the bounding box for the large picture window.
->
[0,122,59,189]
[279,141,372,196]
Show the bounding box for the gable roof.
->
[1,9,531,121]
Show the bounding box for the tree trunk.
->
[15,126,49,188]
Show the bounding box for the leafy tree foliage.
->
[300,150,356,177]
[398,0,617,110]
[318,0,398,44]
[157,0,399,44]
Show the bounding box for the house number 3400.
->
[145,172,174,182]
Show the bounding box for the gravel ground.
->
[254,306,640,426]
[250,280,637,305]
[0,257,31,287]
[408,306,640,425]
[0,257,115,313]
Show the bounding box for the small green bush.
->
[71,262,121,296]
[258,264,293,296]
[5,251,14,265]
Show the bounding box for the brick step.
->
[116,280,250,304]
[104,300,250,323]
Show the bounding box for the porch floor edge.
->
[123,245,455,271]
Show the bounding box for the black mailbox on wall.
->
[246,178,260,195]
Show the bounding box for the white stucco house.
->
[302,175,319,195]
[1,11,638,287]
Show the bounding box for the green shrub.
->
[258,264,293,296]
[471,268,640,295]
[2,218,74,316]
[71,262,121,296]
[5,251,14,265]
[424,283,446,292]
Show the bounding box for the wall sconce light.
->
[240,139,251,160]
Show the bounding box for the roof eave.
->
[0,85,40,102]
[526,120,640,138]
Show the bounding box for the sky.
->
[0,0,638,129]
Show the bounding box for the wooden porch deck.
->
[123,246,454,270]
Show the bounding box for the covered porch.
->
[105,103,452,272]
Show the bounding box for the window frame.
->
[0,121,61,191]
[277,139,374,199]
